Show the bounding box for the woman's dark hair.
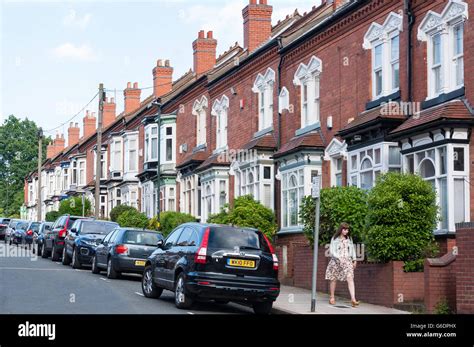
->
[332,222,351,240]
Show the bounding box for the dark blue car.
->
[37,222,53,257]
[62,219,119,269]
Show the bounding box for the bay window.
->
[145,125,158,163]
[161,125,175,163]
[78,160,86,186]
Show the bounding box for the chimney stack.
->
[68,122,80,147]
[243,0,273,53]
[193,30,217,76]
[153,59,174,98]
[103,97,117,128]
[83,110,97,139]
[124,82,141,114]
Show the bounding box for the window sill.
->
[254,126,273,139]
[193,144,207,153]
[277,226,303,235]
[213,145,228,155]
[421,87,465,110]
[365,90,401,110]
[295,122,320,137]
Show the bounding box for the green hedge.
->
[364,173,439,263]
[299,186,368,246]
[58,197,91,217]
[117,209,149,229]
[110,205,138,222]
[207,195,277,238]
[45,211,60,222]
[159,211,196,236]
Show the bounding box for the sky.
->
[0,0,320,139]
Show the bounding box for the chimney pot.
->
[157,59,163,66]
[133,82,138,89]
[243,0,273,52]
[193,29,217,75]
[198,30,205,39]
[207,31,213,39]
[165,59,170,67]
[127,82,131,89]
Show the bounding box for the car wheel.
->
[91,256,100,274]
[142,266,163,299]
[62,247,71,265]
[41,244,49,258]
[51,244,60,261]
[252,302,273,315]
[72,248,82,269]
[106,258,120,279]
[174,273,193,309]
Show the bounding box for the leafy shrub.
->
[58,197,91,217]
[208,195,277,238]
[117,209,149,229]
[159,211,196,237]
[364,173,438,262]
[45,211,60,222]
[109,205,137,222]
[299,186,368,246]
[403,259,425,272]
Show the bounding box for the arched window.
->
[360,158,374,190]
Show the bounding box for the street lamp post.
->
[37,128,43,222]
[154,100,162,224]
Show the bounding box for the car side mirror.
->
[157,239,164,248]
[71,228,78,234]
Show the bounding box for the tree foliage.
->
[299,186,369,246]
[0,115,50,216]
[158,211,196,236]
[207,195,277,238]
[117,209,149,229]
[45,211,60,222]
[58,197,92,217]
[109,204,137,222]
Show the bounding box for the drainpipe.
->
[277,37,284,150]
[154,100,162,224]
[405,0,415,104]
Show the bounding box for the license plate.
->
[227,259,255,268]
[135,260,146,267]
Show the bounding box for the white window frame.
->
[192,96,208,147]
[363,12,403,100]
[252,68,275,132]
[293,56,322,129]
[180,174,201,218]
[145,124,159,163]
[161,124,176,164]
[111,137,123,173]
[402,143,469,232]
[211,95,229,152]
[123,133,138,174]
[418,0,468,99]
[93,149,107,180]
[348,142,401,190]
[78,159,86,186]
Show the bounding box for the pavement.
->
[272,285,411,314]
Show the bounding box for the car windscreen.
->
[29,223,41,232]
[16,222,29,230]
[208,227,269,252]
[122,231,161,246]
[81,222,118,235]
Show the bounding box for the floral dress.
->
[325,238,354,282]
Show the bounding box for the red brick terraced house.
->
[25,0,473,289]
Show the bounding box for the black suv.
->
[43,215,88,261]
[141,223,280,314]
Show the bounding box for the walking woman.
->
[325,222,359,307]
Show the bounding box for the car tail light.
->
[198,281,211,286]
[263,233,279,271]
[195,227,210,264]
[58,227,67,238]
[27,230,33,236]
[115,244,128,255]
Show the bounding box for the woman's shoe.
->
[351,300,360,307]
[329,298,336,305]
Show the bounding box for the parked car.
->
[141,223,280,314]
[37,222,53,257]
[8,220,29,246]
[43,215,88,261]
[0,218,11,240]
[62,219,118,269]
[4,219,27,244]
[23,221,41,250]
[92,228,163,279]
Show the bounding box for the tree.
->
[45,211,60,222]
[0,115,50,216]
[159,211,196,236]
[364,172,439,263]
[58,197,91,217]
[117,209,149,229]
[299,186,369,246]
[208,195,277,238]
[109,205,137,222]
